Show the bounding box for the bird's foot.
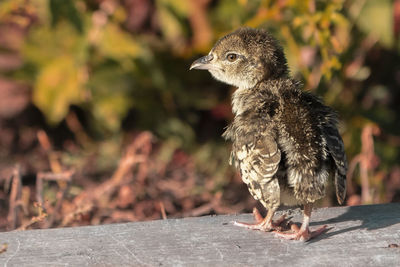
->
[233,207,289,232]
[274,224,329,241]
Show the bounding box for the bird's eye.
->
[226,53,238,62]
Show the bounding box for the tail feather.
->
[335,171,346,205]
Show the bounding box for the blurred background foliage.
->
[0,0,400,230]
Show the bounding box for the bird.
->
[190,27,347,241]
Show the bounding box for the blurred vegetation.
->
[0,0,400,230]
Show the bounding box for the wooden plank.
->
[0,203,399,266]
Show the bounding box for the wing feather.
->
[237,136,281,185]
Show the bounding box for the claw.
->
[274,224,330,241]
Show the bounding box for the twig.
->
[181,192,222,217]
[66,112,92,147]
[16,202,48,231]
[36,170,74,207]
[159,201,167,220]
[66,132,153,226]
[37,130,62,173]
[35,170,74,228]
[37,130,51,152]
[347,124,380,204]
[60,204,92,227]
[7,166,22,230]
[182,202,214,217]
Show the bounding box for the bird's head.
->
[190,27,288,89]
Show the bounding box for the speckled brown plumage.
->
[190,27,347,241]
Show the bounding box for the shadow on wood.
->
[308,204,400,243]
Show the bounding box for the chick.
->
[190,27,347,241]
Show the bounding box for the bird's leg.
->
[274,204,328,241]
[233,207,287,232]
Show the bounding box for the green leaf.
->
[88,65,134,133]
[155,0,191,44]
[23,22,88,67]
[96,23,142,61]
[49,0,84,33]
[158,118,195,147]
[357,0,393,48]
[33,56,85,124]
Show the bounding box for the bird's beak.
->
[190,54,214,70]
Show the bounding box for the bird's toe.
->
[274,224,329,241]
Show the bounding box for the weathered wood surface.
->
[0,203,399,266]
